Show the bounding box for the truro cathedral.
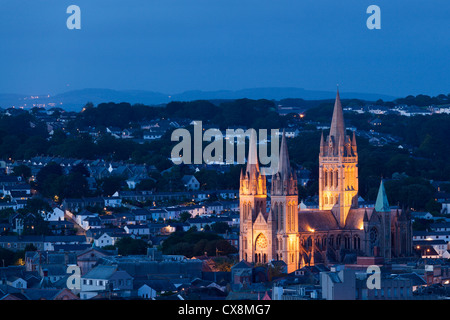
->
[239,90,413,273]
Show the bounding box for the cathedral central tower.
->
[319,89,358,228]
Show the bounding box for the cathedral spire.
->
[375,179,390,212]
[246,129,260,175]
[278,130,291,179]
[329,88,346,145]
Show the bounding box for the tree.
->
[179,212,191,223]
[36,162,64,197]
[12,164,32,180]
[24,198,51,215]
[211,222,230,234]
[70,163,90,177]
[98,176,126,196]
[115,237,149,255]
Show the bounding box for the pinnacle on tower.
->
[351,131,357,156]
[319,131,325,156]
[246,129,260,176]
[278,130,291,179]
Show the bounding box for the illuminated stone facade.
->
[239,90,413,273]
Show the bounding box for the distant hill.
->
[0,87,397,112]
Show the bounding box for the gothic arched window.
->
[353,235,361,250]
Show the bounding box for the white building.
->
[42,207,65,222]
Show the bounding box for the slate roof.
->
[83,265,118,280]
[297,210,339,232]
[231,260,253,270]
[133,279,176,292]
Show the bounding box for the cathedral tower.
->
[239,130,268,263]
[319,89,358,228]
[271,130,299,273]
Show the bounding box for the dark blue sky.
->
[0,0,449,97]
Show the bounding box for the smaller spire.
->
[320,131,325,155]
[351,131,357,156]
[246,129,259,175]
[375,179,390,212]
[278,130,291,179]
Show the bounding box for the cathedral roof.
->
[297,207,386,232]
[344,208,368,230]
[297,210,339,232]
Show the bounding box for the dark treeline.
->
[1,94,450,211]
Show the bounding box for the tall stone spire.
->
[246,129,259,175]
[329,88,346,146]
[375,179,390,212]
[278,130,291,179]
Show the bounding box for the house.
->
[85,216,102,229]
[113,212,136,225]
[23,288,79,300]
[164,207,184,220]
[63,197,104,212]
[183,205,207,217]
[42,207,65,222]
[75,211,99,230]
[0,235,86,252]
[2,183,32,201]
[132,209,151,223]
[186,217,215,231]
[143,127,167,140]
[42,235,88,251]
[77,247,117,276]
[216,190,239,200]
[106,127,122,138]
[98,214,119,227]
[0,175,24,187]
[410,211,434,220]
[206,202,224,214]
[124,224,150,236]
[134,279,177,299]
[94,233,115,248]
[223,233,239,249]
[9,213,38,235]
[86,228,126,246]
[0,222,11,235]
[126,176,143,190]
[104,196,122,208]
[25,251,77,283]
[5,276,27,289]
[80,265,134,300]
[147,223,166,235]
[181,175,200,191]
[0,235,46,251]
[320,265,356,300]
[430,222,450,232]
[231,260,253,287]
[220,200,239,212]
